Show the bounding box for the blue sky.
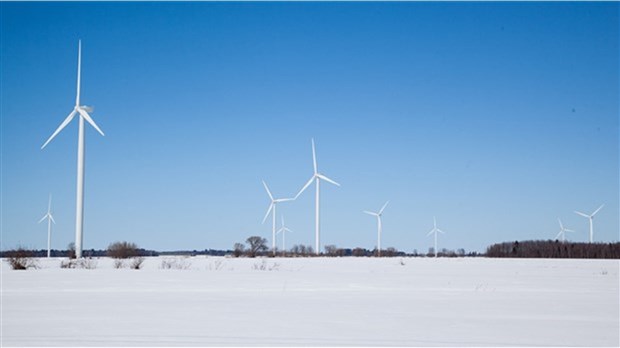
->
[2,2,618,253]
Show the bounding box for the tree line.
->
[486,240,620,259]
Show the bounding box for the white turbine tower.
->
[555,218,574,242]
[296,138,340,255]
[38,194,56,258]
[262,181,294,255]
[276,216,293,252]
[41,41,105,258]
[574,204,604,243]
[364,201,389,257]
[427,217,445,258]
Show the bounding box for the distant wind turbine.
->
[574,204,604,243]
[427,217,445,258]
[276,216,293,252]
[296,138,340,255]
[41,40,104,259]
[262,181,294,255]
[38,194,56,258]
[364,201,389,257]
[555,218,574,242]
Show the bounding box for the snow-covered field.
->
[1,256,618,347]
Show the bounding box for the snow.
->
[2,257,618,347]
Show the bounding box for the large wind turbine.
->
[427,217,445,258]
[276,216,293,252]
[41,41,105,258]
[364,201,389,257]
[574,204,604,243]
[38,194,56,258]
[296,138,340,255]
[555,218,574,242]
[262,181,294,255]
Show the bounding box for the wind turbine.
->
[41,41,105,258]
[296,138,340,255]
[555,218,574,242]
[574,204,604,243]
[427,217,445,258]
[276,216,293,252]
[364,201,389,257]
[262,181,294,255]
[38,194,56,258]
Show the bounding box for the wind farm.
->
[2,2,619,347]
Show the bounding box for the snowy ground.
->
[1,256,618,347]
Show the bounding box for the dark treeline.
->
[486,240,620,259]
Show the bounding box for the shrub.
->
[5,248,38,270]
[252,259,279,271]
[107,241,140,259]
[130,257,145,270]
[60,258,97,269]
[113,259,125,269]
[160,257,191,270]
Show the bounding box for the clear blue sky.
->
[2,2,618,253]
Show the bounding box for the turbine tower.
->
[296,138,340,255]
[574,204,604,243]
[555,218,574,242]
[262,181,294,255]
[41,41,105,258]
[427,216,445,258]
[276,216,293,252]
[38,194,56,258]
[363,201,389,257]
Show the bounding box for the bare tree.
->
[107,241,140,259]
[233,243,245,258]
[246,236,268,258]
[325,245,338,256]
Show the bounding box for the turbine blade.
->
[364,211,378,216]
[48,194,52,213]
[311,138,317,174]
[437,229,445,234]
[565,228,574,233]
[284,227,292,233]
[379,201,389,215]
[262,203,274,224]
[555,231,562,239]
[591,204,604,216]
[296,176,315,199]
[76,40,81,106]
[50,214,56,224]
[275,197,295,203]
[38,215,47,224]
[77,108,105,136]
[41,110,77,149]
[427,229,435,237]
[574,211,590,218]
[558,218,563,229]
[262,180,274,201]
[317,173,340,187]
